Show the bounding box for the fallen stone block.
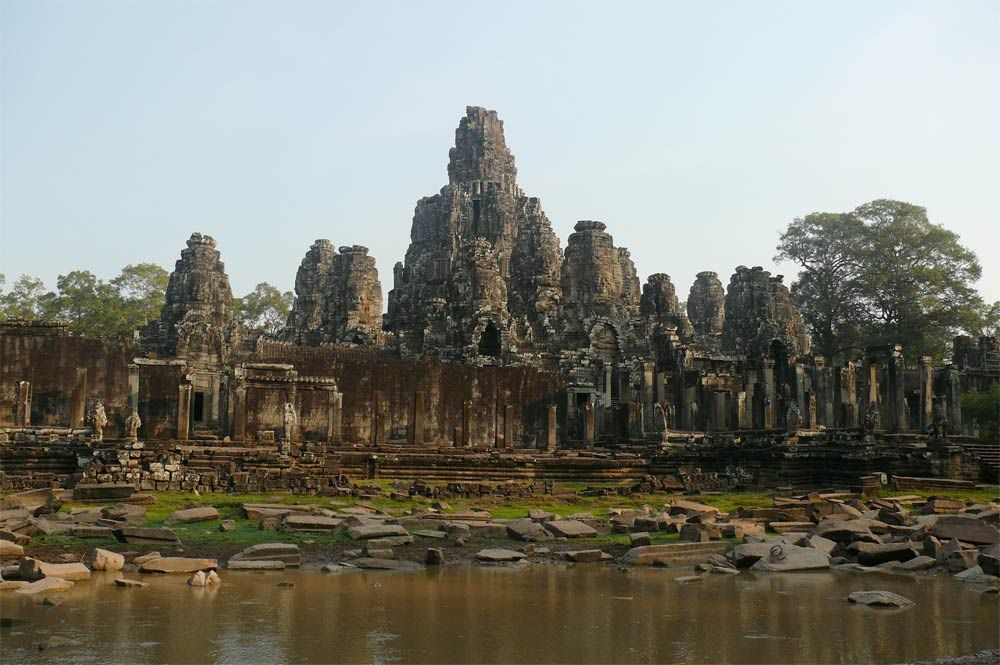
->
[931,516,1000,546]
[0,540,24,558]
[476,548,526,563]
[857,543,919,566]
[113,527,180,546]
[227,560,285,571]
[165,506,219,525]
[847,590,915,608]
[19,558,91,581]
[85,548,125,571]
[347,524,408,540]
[140,557,217,574]
[282,515,342,533]
[507,519,553,542]
[565,550,608,563]
[749,544,830,572]
[14,577,74,595]
[115,578,149,588]
[350,558,422,571]
[543,520,597,539]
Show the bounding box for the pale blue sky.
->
[2,1,998,305]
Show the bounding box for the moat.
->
[2,566,997,664]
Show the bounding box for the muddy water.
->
[1,565,997,664]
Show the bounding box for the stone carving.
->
[641,273,694,341]
[386,106,564,362]
[786,401,801,434]
[687,272,725,340]
[125,408,142,442]
[283,403,297,443]
[721,266,810,358]
[90,402,107,442]
[283,242,383,345]
[863,402,880,433]
[930,396,948,440]
[142,233,235,366]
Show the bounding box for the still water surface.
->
[2,565,997,664]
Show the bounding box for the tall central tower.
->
[386,107,563,364]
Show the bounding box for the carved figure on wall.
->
[863,401,879,433]
[786,401,801,434]
[283,402,298,443]
[125,408,142,442]
[689,401,699,430]
[653,403,668,432]
[91,402,108,442]
[930,397,948,440]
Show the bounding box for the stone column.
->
[604,367,613,405]
[887,345,905,432]
[843,362,859,428]
[944,368,963,433]
[177,384,192,440]
[462,400,473,447]
[128,364,140,412]
[866,358,879,411]
[642,362,655,432]
[627,402,643,441]
[15,381,31,427]
[327,390,343,444]
[737,391,748,429]
[762,359,776,428]
[711,391,727,431]
[655,371,666,405]
[919,357,933,433]
[410,390,425,446]
[583,402,595,448]
[70,368,87,429]
[503,404,514,449]
[546,403,558,452]
[372,391,387,446]
[233,383,247,441]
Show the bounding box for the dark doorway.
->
[192,392,205,423]
[478,321,501,357]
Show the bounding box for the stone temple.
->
[1,107,997,493]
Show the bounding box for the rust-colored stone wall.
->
[0,323,133,436]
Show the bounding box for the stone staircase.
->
[956,440,1000,482]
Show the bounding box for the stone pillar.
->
[627,402,643,441]
[372,391,387,446]
[15,381,31,427]
[503,404,514,449]
[842,362,858,428]
[642,362,655,432]
[70,368,87,429]
[177,384,192,440]
[919,357,933,433]
[462,400,473,447]
[546,403,558,452]
[887,345,905,432]
[583,402,595,448]
[604,367,613,405]
[232,383,246,441]
[737,391,748,429]
[944,368,963,433]
[128,364,140,412]
[794,364,806,424]
[655,371,666,405]
[711,391,727,431]
[761,360,775,428]
[675,372,690,430]
[866,358,879,411]
[410,390,425,446]
[328,390,343,444]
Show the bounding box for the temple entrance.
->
[478,321,501,357]
[192,392,205,423]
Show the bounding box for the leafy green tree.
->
[961,384,1000,441]
[778,199,985,361]
[111,263,170,330]
[0,274,55,320]
[50,271,126,336]
[775,212,867,361]
[855,199,982,358]
[234,283,293,336]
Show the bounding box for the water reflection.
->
[1,565,997,664]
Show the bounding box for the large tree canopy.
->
[0,263,170,337]
[234,283,293,336]
[778,199,986,361]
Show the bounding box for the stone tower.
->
[386,106,563,362]
[282,242,383,345]
[687,271,726,341]
[560,221,641,339]
[143,233,235,365]
[722,265,811,358]
[641,273,694,340]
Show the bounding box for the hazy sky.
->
[2,1,998,306]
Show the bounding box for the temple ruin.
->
[1,107,997,492]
